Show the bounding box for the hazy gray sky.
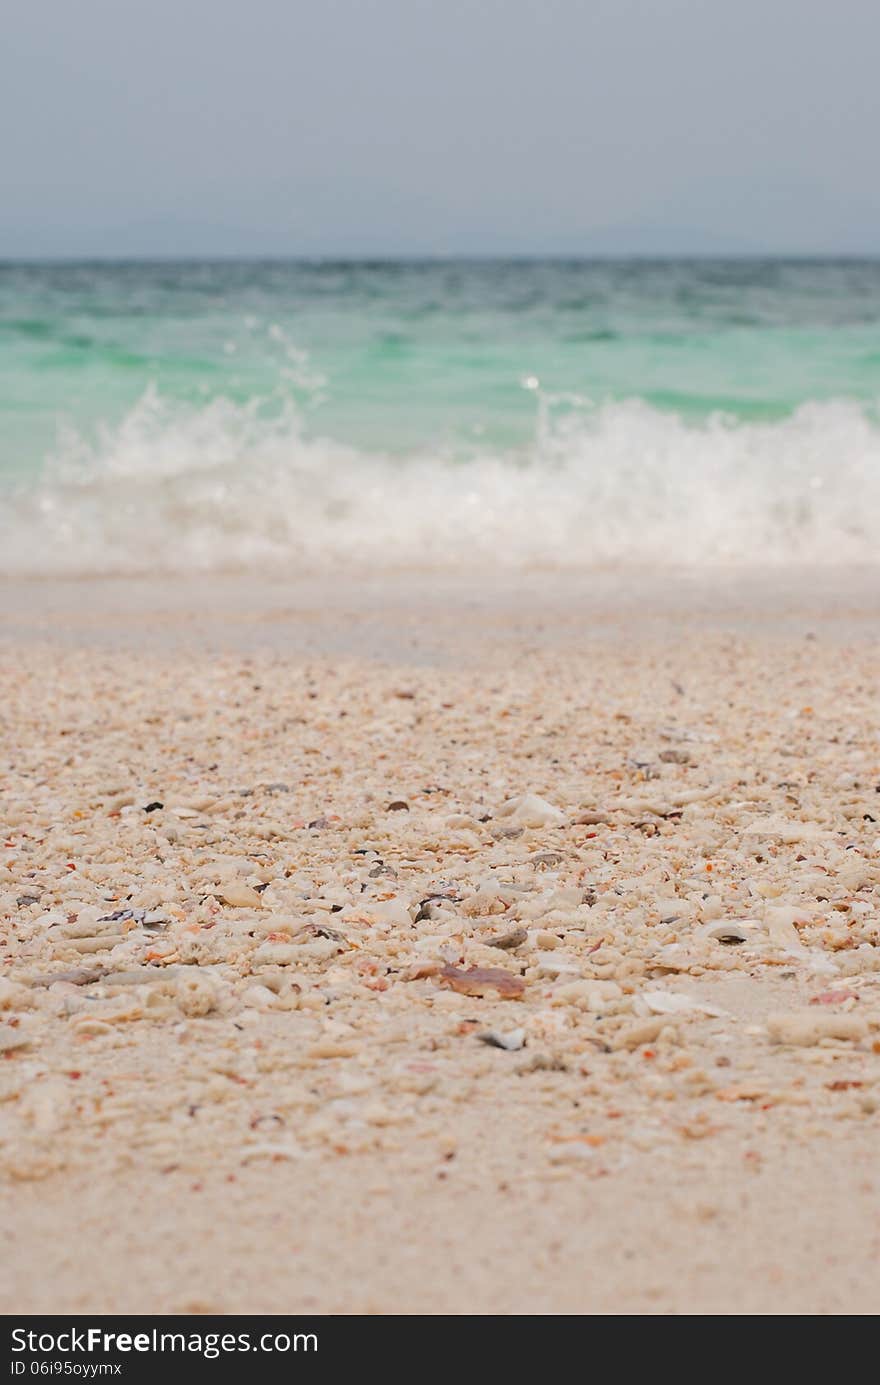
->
[3,0,880,257]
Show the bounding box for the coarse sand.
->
[1,567,879,1315]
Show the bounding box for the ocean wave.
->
[2,387,879,574]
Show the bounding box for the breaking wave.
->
[2,387,880,574]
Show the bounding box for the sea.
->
[1,258,879,573]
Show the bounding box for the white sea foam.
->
[2,387,879,574]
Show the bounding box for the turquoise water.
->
[2,259,880,571]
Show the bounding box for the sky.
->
[3,0,880,258]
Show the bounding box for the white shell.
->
[700,920,755,944]
[495,794,565,828]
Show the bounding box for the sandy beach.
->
[2,567,880,1316]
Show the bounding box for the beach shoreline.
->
[2,568,879,1315]
[4,563,880,647]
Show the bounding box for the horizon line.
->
[3,249,880,267]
